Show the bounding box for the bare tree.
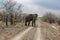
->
[2,0,16,26]
[1,0,23,26]
[14,4,23,23]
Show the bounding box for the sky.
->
[0,0,60,17]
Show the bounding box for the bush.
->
[41,17,48,22]
[41,12,57,23]
[56,18,60,25]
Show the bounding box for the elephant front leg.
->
[28,21,30,26]
[25,21,27,26]
[32,21,34,26]
[32,20,36,27]
[34,21,36,27]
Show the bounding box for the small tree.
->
[0,12,3,21]
[5,14,8,26]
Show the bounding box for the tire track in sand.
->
[9,27,33,40]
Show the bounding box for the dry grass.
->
[0,22,28,40]
[40,21,60,40]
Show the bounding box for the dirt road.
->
[8,20,43,40]
[1,20,59,40]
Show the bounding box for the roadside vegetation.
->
[41,12,60,25]
[0,0,24,27]
[0,0,27,40]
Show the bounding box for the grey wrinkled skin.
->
[25,14,38,26]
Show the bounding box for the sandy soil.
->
[8,20,43,40]
[40,21,60,40]
[0,19,60,40]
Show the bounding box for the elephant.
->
[24,14,38,26]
